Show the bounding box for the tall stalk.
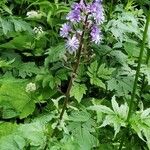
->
[59,15,88,120]
[118,10,150,150]
[139,46,150,102]
[51,15,88,137]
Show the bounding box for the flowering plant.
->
[50,0,105,135]
[60,0,104,53]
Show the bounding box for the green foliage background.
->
[0,0,150,149]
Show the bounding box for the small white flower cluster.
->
[26,82,36,93]
[26,10,41,18]
[33,26,43,34]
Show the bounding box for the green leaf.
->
[0,121,48,150]
[18,122,47,148]
[1,4,12,15]
[141,65,150,85]
[45,43,66,64]
[67,119,98,150]
[17,62,39,78]
[107,76,134,96]
[70,83,87,103]
[0,78,35,119]
[0,135,26,150]
[0,17,13,35]
[89,97,128,137]
[97,64,114,80]
[0,122,18,138]
[19,100,35,119]
[111,96,120,114]
[0,59,15,68]
[67,110,91,122]
[141,108,150,119]
[0,35,34,50]
[123,42,141,58]
[88,105,114,115]
[87,61,114,89]
[11,18,32,32]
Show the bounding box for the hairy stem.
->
[118,11,150,150]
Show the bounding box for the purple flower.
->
[60,23,71,38]
[95,0,102,3]
[72,1,86,11]
[66,36,79,53]
[60,0,104,54]
[90,25,102,44]
[66,10,81,22]
[72,3,81,11]
[89,2,104,24]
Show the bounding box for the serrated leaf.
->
[111,96,120,114]
[0,17,12,35]
[87,61,113,89]
[88,105,114,115]
[97,64,114,80]
[67,120,98,150]
[45,43,66,63]
[107,76,134,96]
[70,83,87,103]
[141,65,150,85]
[141,108,150,119]
[67,110,91,122]
[18,62,39,78]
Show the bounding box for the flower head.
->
[26,82,36,93]
[72,1,86,12]
[33,26,43,34]
[72,3,81,11]
[66,36,79,53]
[66,10,81,22]
[26,10,41,18]
[88,1,104,24]
[60,0,104,53]
[60,23,71,38]
[91,25,102,44]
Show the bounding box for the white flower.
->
[27,10,39,18]
[26,82,36,93]
[33,26,43,34]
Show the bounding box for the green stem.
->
[127,12,150,122]
[146,49,150,64]
[108,0,113,21]
[139,37,150,108]
[118,11,150,150]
